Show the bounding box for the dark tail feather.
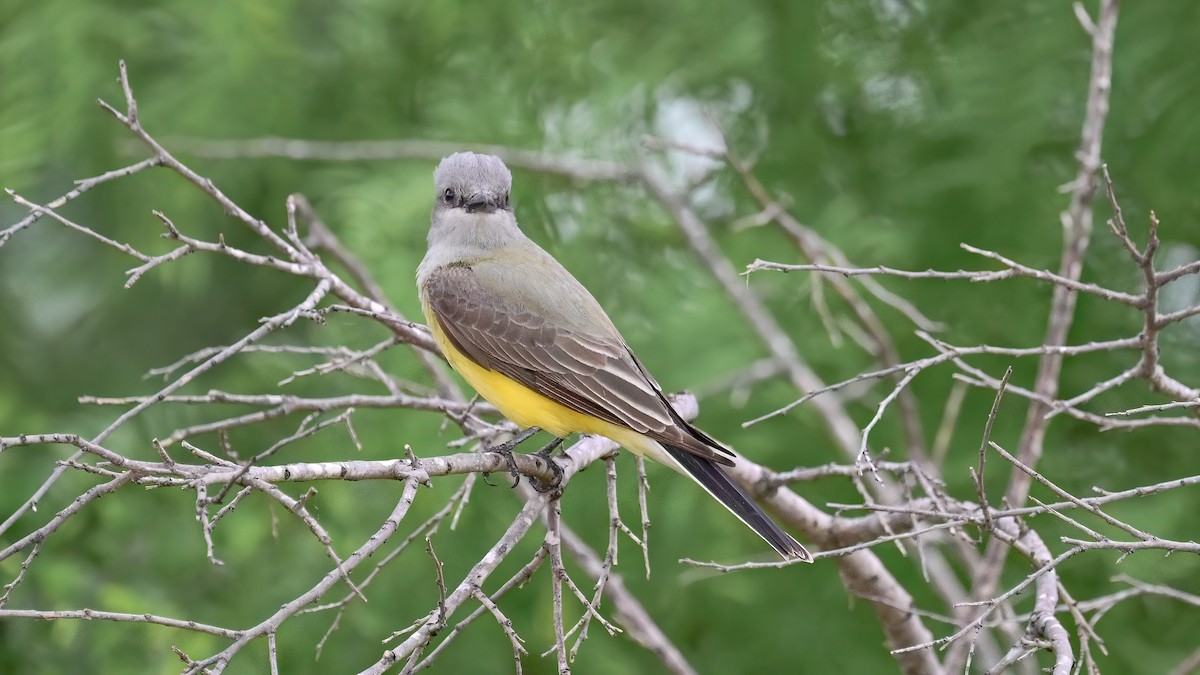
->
[665,444,812,562]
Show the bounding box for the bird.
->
[416,151,811,561]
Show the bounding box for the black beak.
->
[465,193,498,214]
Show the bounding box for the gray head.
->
[433,152,513,215]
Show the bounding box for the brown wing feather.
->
[423,265,733,465]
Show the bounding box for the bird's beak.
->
[465,192,498,214]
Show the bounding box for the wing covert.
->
[422,264,729,464]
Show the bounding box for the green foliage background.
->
[2,1,1199,673]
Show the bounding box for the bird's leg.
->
[535,437,564,459]
[483,426,541,487]
[487,426,541,454]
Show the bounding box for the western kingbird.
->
[417,152,810,561]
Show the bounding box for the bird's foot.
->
[483,427,540,488]
[489,445,521,487]
[528,458,564,494]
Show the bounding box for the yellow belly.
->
[423,304,642,446]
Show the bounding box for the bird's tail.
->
[663,444,812,562]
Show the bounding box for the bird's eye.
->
[502,192,510,207]
[442,188,456,205]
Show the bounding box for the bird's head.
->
[433,152,513,216]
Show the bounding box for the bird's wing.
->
[422,263,733,465]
